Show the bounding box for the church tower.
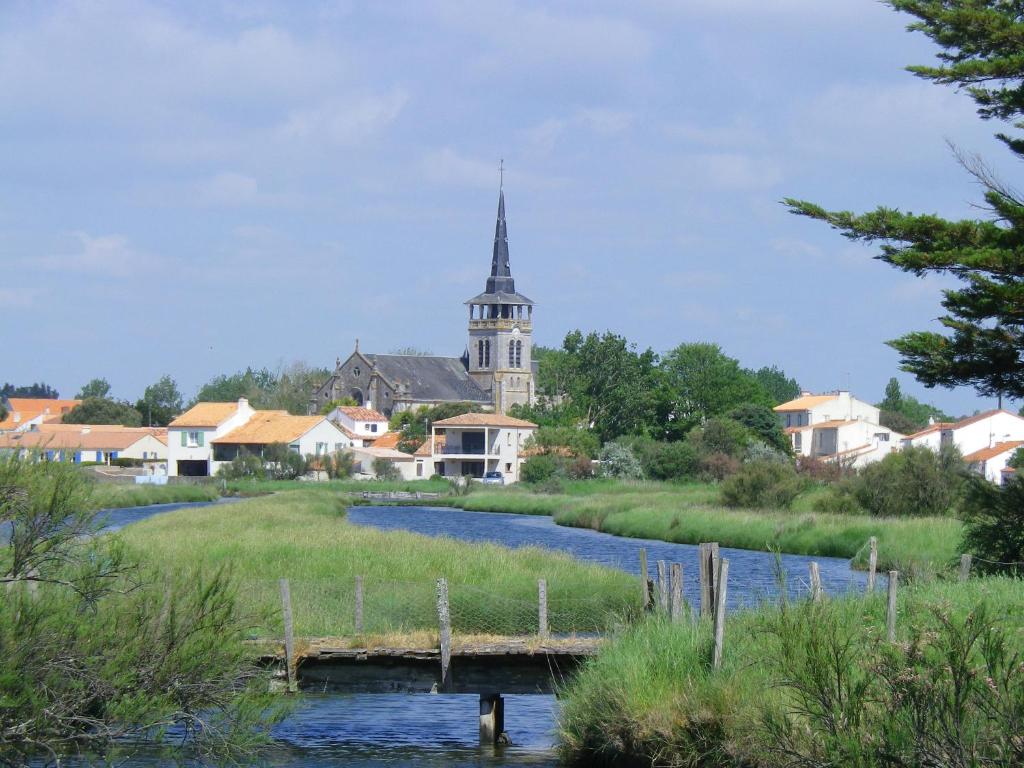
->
[465,184,535,413]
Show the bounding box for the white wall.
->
[952,412,1024,456]
[167,399,254,476]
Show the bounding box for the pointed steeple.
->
[486,187,515,295]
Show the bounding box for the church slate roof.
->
[465,188,534,306]
[364,354,491,404]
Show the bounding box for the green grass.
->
[558,576,1024,766]
[435,481,962,574]
[88,483,221,510]
[119,490,637,638]
[224,477,451,496]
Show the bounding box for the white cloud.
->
[524,108,633,154]
[280,90,408,145]
[0,288,35,309]
[37,233,160,277]
[196,172,259,206]
[691,152,782,190]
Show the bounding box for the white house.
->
[0,424,167,465]
[419,412,537,482]
[0,398,82,433]
[901,409,1024,468]
[210,411,349,474]
[350,445,417,480]
[167,399,256,477]
[325,405,390,448]
[900,420,956,451]
[963,441,1024,484]
[775,391,902,468]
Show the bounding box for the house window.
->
[335,443,344,452]
[354,367,361,377]
[507,432,512,446]
[874,433,889,442]
[186,431,203,448]
[370,423,378,433]
[416,462,424,477]
[316,442,328,455]
[794,432,802,451]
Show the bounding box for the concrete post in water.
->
[436,577,453,691]
[959,554,972,582]
[886,570,899,643]
[867,537,878,593]
[479,693,505,745]
[639,548,650,609]
[712,558,729,668]
[538,579,548,639]
[279,578,297,693]
[354,575,364,635]
[657,560,669,613]
[808,562,822,602]
[670,563,683,623]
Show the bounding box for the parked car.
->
[482,470,504,485]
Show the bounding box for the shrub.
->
[324,450,356,479]
[848,445,965,517]
[796,455,853,483]
[688,417,751,457]
[962,475,1024,576]
[811,488,862,515]
[565,455,595,480]
[217,450,264,480]
[597,441,643,480]
[536,476,566,495]
[720,460,803,509]
[528,426,600,459]
[521,454,564,485]
[728,403,791,454]
[699,451,741,481]
[630,439,700,481]
[372,457,400,481]
[262,443,307,480]
[744,441,790,465]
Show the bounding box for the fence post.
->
[670,563,683,623]
[808,562,822,602]
[538,578,548,639]
[712,558,729,668]
[279,578,297,693]
[657,560,669,613]
[700,543,720,618]
[354,575,364,635]
[639,548,650,609]
[959,554,972,583]
[867,536,878,593]
[886,570,899,643]
[436,577,453,691]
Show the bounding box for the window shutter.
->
[181,431,187,447]
[198,432,205,447]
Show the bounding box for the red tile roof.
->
[432,413,536,428]
[338,406,388,422]
[963,441,1024,463]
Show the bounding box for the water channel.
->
[88,500,871,766]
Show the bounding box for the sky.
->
[0,0,1013,417]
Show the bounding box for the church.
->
[310,186,537,417]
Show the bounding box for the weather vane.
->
[499,158,504,190]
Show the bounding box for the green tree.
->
[390,402,485,453]
[75,378,111,399]
[659,343,772,438]
[193,367,276,406]
[135,375,183,427]
[728,403,791,454]
[1,382,59,399]
[372,457,400,481]
[880,377,903,413]
[786,1,1024,400]
[319,396,358,415]
[62,398,143,427]
[748,365,801,405]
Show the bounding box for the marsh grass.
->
[89,483,221,509]
[119,491,637,638]
[440,482,962,573]
[225,477,450,496]
[558,576,1024,767]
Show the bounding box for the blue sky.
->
[0,0,1010,416]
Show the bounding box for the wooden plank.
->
[354,575,364,635]
[698,543,710,617]
[639,548,649,609]
[279,578,297,693]
[886,570,899,643]
[808,561,822,602]
[867,536,878,593]
[538,578,548,638]
[959,554,972,583]
[670,562,683,623]
[657,560,669,613]
[712,558,729,668]
[436,577,453,691]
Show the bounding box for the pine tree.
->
[881,377,903,413]
[785,1,1024,399]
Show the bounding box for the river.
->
[83,499,871,766]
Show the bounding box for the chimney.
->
[238,397,249,409]
[799,390,812,397]
[81,426,91,434]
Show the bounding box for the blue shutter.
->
[180,431,187,447]
[198,432,205,447]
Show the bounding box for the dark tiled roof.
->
[365,354,491,404]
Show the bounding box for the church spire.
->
[486,180,515,295]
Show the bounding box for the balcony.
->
[468,319,532,332]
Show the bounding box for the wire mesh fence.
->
[239,575,635,640]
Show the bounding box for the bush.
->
[743,441,790,465]
[217,450,264,480]
[372,457,400,481]
[720,460,803,509]
[962,475,1024,576]
[629,438,700,481]
[848,445,965,517]
[688,417,751,457]
[521,454,564,485]
[796,455,853,483]
[728,403,791,454]
[324,450,356,479]
[565,455,595,480]
[262,443,307,480]
[811,488,862,515]
[597,441,643,480]
[527,426,601,459]
[699,451,740,481]
[536,476,566,495]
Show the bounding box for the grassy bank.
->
[88,482,221,510]
[436,482,962,573]
[225,477,451,496]
[558,577,1024,766]
[119,490,637,638]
